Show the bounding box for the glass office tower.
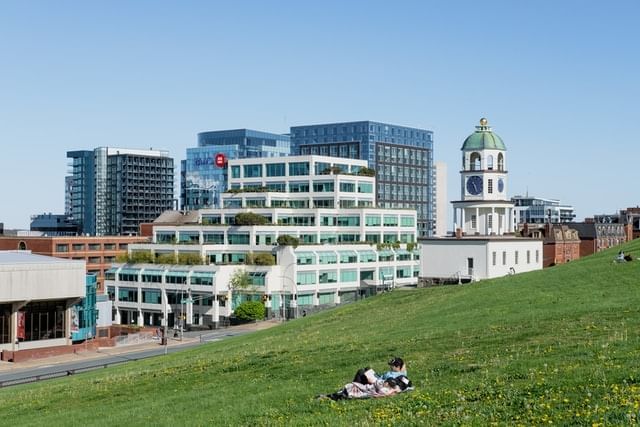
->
[67,148,174,236]
[181,129,290,210]
[290,121,435,237]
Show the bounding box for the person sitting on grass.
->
[352,357,407,385]
[321,377,403,400]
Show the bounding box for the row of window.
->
[231,162,364,179]
[296,266,418,285]
[297,250,416,265]
[156,229,417,246]
[228,180,373,194]
[55,243,128,252]
[491,250,540,266]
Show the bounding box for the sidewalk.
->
[0,319,281,373]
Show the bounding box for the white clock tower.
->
[452,118,515,236]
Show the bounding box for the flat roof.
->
[0,250,84,265]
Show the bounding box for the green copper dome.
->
[461,118,506,151]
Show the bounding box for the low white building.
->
[0,251,85,353]
[106,155,420,329]
[420,119,542,282]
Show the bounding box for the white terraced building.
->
[106,155,419,329]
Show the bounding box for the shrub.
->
[130,251,154,263]
[156,253,177,264]
[234,300,265,321]
[177,253,204,265]
[357,167,376,177]
[248,252,276,266]
[277,235,299,248]
[235,212,269,225]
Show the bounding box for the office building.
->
[107,155,419,329]
[290,121,434,237]
[67,148,174,236]
[0,251,85,357]
[434,161,448,237]
[181,129,290,211]
[30,213,80,236]
[512,195,576,224]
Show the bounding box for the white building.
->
[0,251,85,354]
[434,161,448,237]
[106,155,420,329]
[419,119,542,282]
[512,195,576,224]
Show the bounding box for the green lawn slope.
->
[2,240,640,426]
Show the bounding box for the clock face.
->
[466,175,483,195]
[498,178,504,193]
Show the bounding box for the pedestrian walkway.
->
[0,319,281,373]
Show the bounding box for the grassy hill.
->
[2,240,640,425]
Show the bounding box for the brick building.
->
[521,223,581,267]
[568,222,627,257]
[0,236,149,293]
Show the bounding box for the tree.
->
[357,167,376,177]
[177,252,204,265]
[235,212,269,225]
[229,269,252,291]
[156,253,177,264]
[130,251,154,263]
[234,301,265,321]
[247,252,276,266]
[277,234,299,248]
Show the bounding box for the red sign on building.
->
[215,153,226,168]
[17,311,25,340]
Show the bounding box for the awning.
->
[118,268,140,275]
[165,271,189,277]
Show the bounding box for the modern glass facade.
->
[181,129,290,211]
[290,121,434,237]
[67,148,174,236]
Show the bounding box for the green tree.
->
[229,269,252,291]
[177,252,204,265]
[233,300,265,321]
[235,212,269,225]
[357,167,376,177]
[277,235,299,248]
[130,251,154,263]
[156,253,177,264]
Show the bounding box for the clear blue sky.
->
[1,1,638,229]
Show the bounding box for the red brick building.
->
[521,223,581,267]
[0,236,149,293]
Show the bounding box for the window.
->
[243,164,262,178]
[118,288,138,302]
[72,243,85,251]
[471,215,477,229]
[383,216,398,226]
[314,162,331,175]
[142,290,161,304]
[266,182,286,192]
[357,182,373,193]
[313,199,334,208]
[365,233,380,243]
[488,179,493,194]
[488,215,493,229]
[366,215,381,226]
[515,251,519,264]
[492,251,496,266]
[142,271,162,283]
[502,251,507,265]
[359,251,376,262]
[289,182,309,193]
[289,162,309,176]
[400,216,415,227]
[313,181,334,192]
[336,216,359,227]
[339,251,357,263]
[527,250,531,264]
[266,163,285,177]
[228,233,250,245]
[319,271,337,284]
[296,252,316,265]
[297,271,316,285]
[340,182,356,192]
[536,250,540,263]
[340,270,357,283]
[56,244,69,253]
[231,166,240,178]
[318,252,338,264]
[203,233,224,244]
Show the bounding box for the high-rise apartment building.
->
[181,129,290,211]
[67,148,174,236]
[290,121,434,237]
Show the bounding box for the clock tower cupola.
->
[452,118,515,236]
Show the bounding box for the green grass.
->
[2,241,640,426]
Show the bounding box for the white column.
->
[334,290,340,305]
[490,207,495,235]
[475,207,480,233]
[460,209,466,234]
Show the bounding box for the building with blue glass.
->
[181,129,290,211]
[290,121,435,237]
